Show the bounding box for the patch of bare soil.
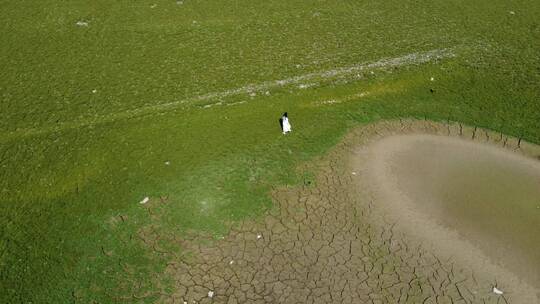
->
[356,132,540,289]
[153,120,540,304]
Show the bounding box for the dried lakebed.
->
[357,133,540,290]
[143,120,540,304]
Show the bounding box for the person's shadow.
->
[278,117,284,132]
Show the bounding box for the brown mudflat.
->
[362,134,540,288]
[128,120,540,303]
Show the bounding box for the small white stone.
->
[229,260,234,265]
[76,21,88,27]
[150,4,157,8]
[92,89,97,93]
[509,11,515,15]
[139,197,149,204]
[249,92,256,97]
[352,172,357,175]
[492,287,503,295]
[370,71,375,75]
[165,161,170,165]
[265,91,270,96]
[430,77,435,81]
[256,234,262,239]
[177,1,184,4]
[208,291,214,298]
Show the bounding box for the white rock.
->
[139,197,150,204]
[76,21,89,27]
[352,172,357,175]
[208,291,214,298]
[430,77,435,81]
[265,91,270,96]
[229,260,234,265]
[92,89,97,93]
[165,161,170,165]
[492,287,503,295]
[509,11,515,15]
[256,234,262,239]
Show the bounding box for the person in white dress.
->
[280,112,292,134]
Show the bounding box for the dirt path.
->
[153,120,540,304]
[1,48,454,141]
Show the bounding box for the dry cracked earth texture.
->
[138,120,540,304]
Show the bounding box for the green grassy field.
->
[1,0,539,302]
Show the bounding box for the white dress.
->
[282,117,291,134]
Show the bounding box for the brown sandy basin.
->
[360,134,540,288]
[126,120,540,303]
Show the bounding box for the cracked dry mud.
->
[143,120,540,304]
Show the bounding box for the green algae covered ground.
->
[1,0,539,302]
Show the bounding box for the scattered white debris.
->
[165,161,170,165]
[229,260,234,265]
[430,77,435,81]
[139,197,150,204]
[76,21,89,27]
[492,287,504,295]
[509,11,515,15]
[92,89,97,94]
[256,234,262,239]
[322,99,338,105]
[207,291,214,298]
